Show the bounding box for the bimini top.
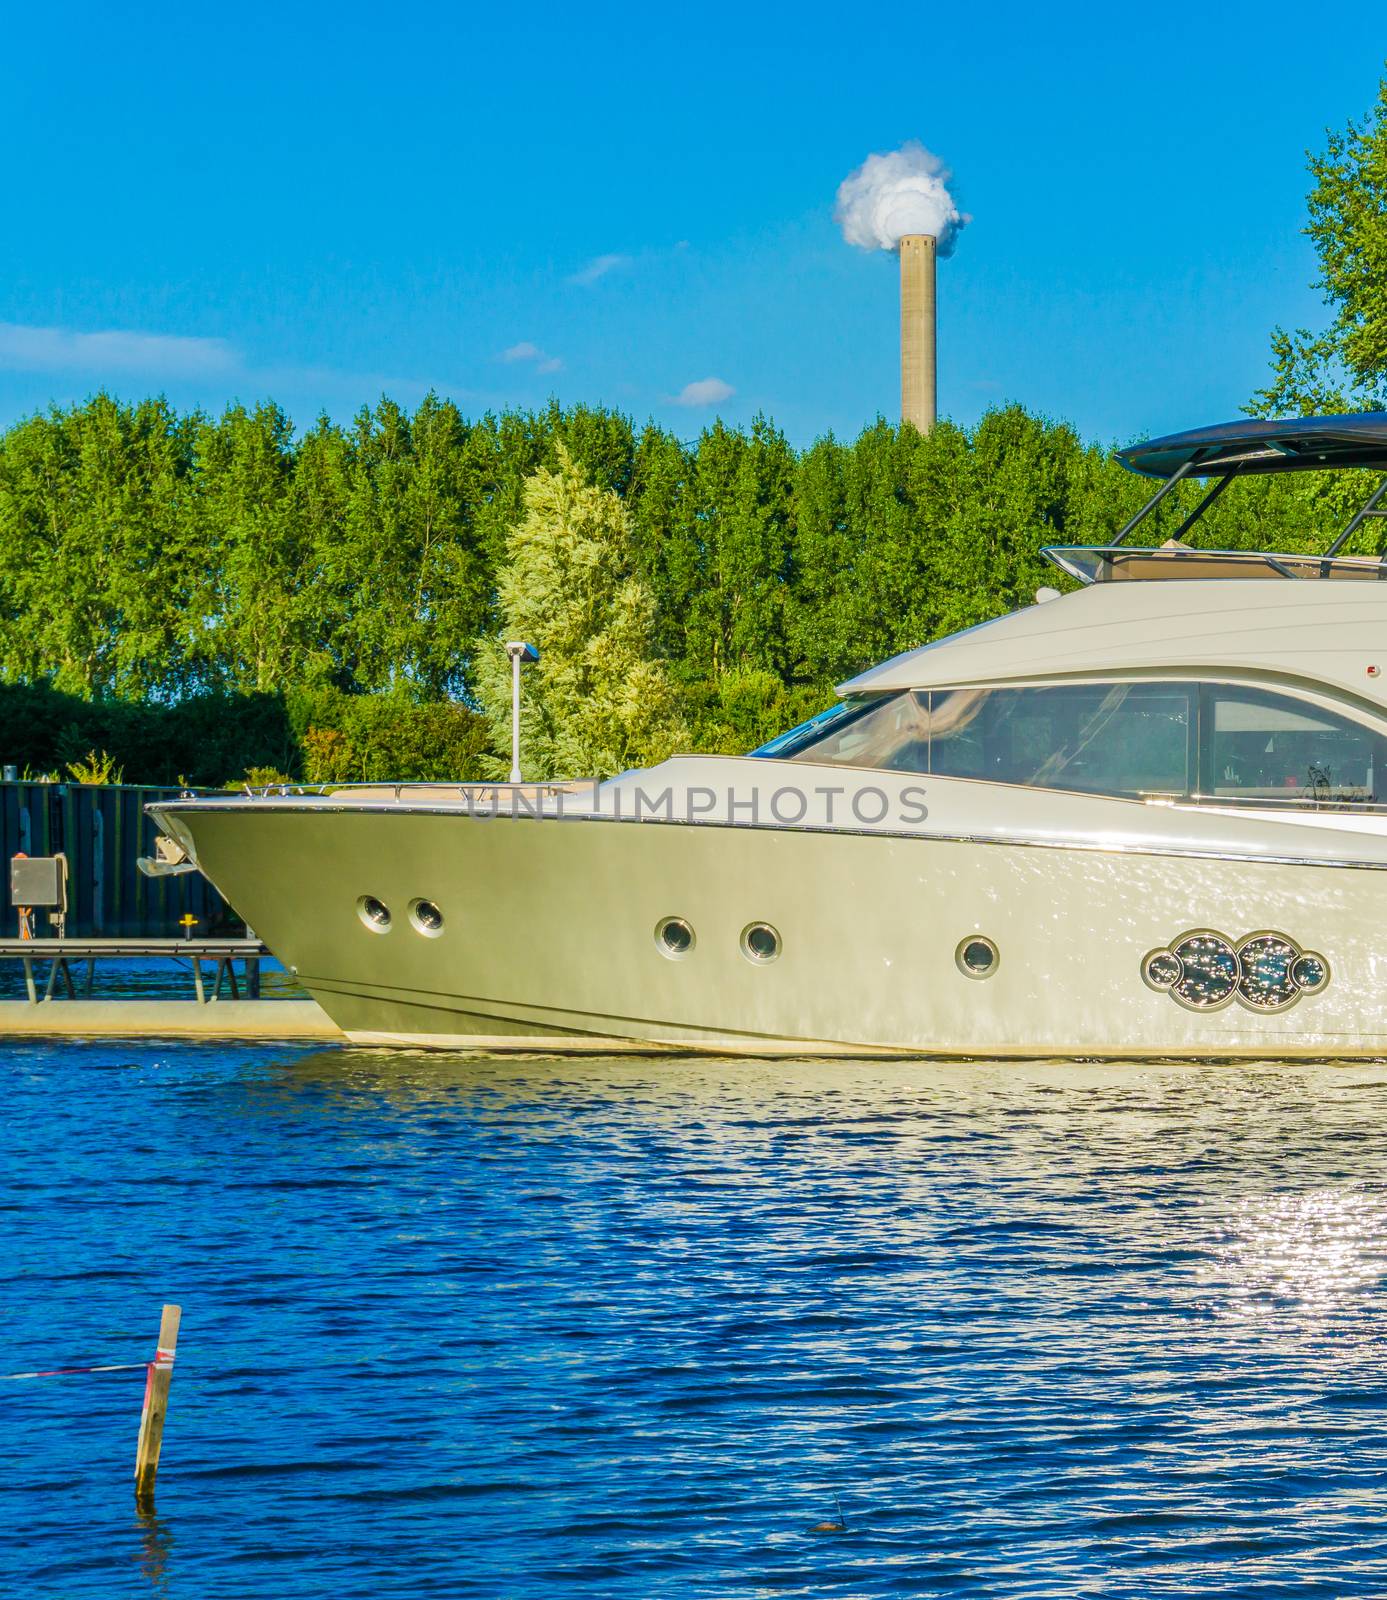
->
[1118,411,1387,479]
[1040,410,1387,584]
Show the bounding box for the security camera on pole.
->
[505,642,539,783]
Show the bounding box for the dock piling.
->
[134,1304,181,1505]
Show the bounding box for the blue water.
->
[0,956,303,1002]
[6,1045,1387,1597]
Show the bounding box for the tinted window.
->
[772,680,1387,806]
[928,683,1191,797]
[780,683,1192,796]
[1201,686,1381,805]
[775,692,934,771]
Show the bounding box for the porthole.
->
[1291,952,1329,993]
[357,895,392,932]
[656,916,695,958]
[1143,931,1331,1013]
[741,922,781,964]
[956,936,999,979]
[1142,949,1182,992]
[1168,931,1239,1011]
[1235,934,1299,1011]
[410,899,445,937]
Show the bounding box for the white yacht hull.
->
[153,780,1387,1058]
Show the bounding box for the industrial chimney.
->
[899,233,936,434]
[835,143,965,433]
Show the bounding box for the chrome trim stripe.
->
[148,800,1387,873]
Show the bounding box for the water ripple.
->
[6,1046,1387,1595]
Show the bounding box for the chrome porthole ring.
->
[357,895,392,933]
[409,899,445,937]
[1142,948,1183,992]
[656,917,695,959]
[740,922,782,964]
[956,936,999,979]
[1291,951,1329,994]
[1235,932,1301,1011]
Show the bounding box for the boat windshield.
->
[1044,545,1387,584]
[752,699,869,758]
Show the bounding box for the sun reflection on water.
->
[1210,1187,1387,1318]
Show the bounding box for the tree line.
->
[0,393,1372,786]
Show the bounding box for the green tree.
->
[788,431,854,687]
[189,401,311,694]
[1252,74,1387,415]
[476,446,686,779]
[0,395,199,698]
[855,418,954,661]
[626,424,698,667]
[319,395,490,697]
[679,668,826,755]
[685,417,796,680]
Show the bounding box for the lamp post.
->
[505,642,539,783]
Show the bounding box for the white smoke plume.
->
[834,141,968,256]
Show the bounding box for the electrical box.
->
[11,854,67,912]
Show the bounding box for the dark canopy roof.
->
[1118,412,1387,479]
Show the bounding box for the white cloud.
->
[672,376,735,407]
[0,321,240,377]
[501,341,563,374]
[568,253,632,287]
[0,320,532,417]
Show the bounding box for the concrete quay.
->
[0,998,342,1040]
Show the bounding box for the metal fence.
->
[1,782,232,938]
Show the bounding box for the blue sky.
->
[0,3,1382,449]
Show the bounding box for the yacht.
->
[152,413,1387,1057]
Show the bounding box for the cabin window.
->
[767,680,1387,807]
[927,683,1191,797]
[1199,686,1380,806]
[776,683,1191,798]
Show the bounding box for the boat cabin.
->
[758,414,1387,812]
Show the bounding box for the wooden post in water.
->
[134,1304,181,1505]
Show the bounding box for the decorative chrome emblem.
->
[1142,931,1329,1013]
